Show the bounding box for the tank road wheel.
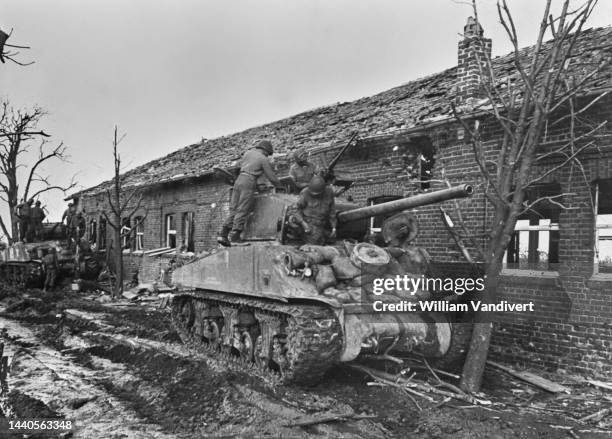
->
[239,330,255,363]
[205,319,222,349]
[272,335,288,374]
[254,336,265,369]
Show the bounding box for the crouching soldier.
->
[42,248,59,292]
[294,175,337,245]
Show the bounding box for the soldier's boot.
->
[229,230,243,244]
[217,226,231,247]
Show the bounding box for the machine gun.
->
[320,132,358,192]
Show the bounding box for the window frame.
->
[593,180,612,278]
[502,183,561,274]
[182,212,195,252]
[89,219,97,244]
[165,213,177,248]
[98,216,107,250]
[120,217,132,249]
[133,216,144,251]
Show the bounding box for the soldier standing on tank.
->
[67,211,85,249]
[62,202,75,240]
[74,211,86,240]
[289,148,316,194]
[217,139,282,246]
[31,200,46,241]
[294,175,337,245]
[14,198,33,242]
[42,247,59,292]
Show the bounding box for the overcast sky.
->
[1,0,611,225]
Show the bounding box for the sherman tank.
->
[170,183,475,385]
[0,222,100,287]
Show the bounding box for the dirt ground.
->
[0,285,610,439]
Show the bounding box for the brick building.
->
[72,20,612,376]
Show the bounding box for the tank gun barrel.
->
[337,184,473,223]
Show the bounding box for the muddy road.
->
[0,288,609,438]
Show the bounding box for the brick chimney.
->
[456,16,492,104]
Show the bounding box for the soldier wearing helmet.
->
[217,139,282,246]
[31,200,46,241]
[289,148,316,193]
[42,247,59,292]
[293,175,337,245]
[14,198,34,242]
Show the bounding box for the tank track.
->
[0,262,44,288]
[171,290,343,386]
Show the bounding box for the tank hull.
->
[171,241,469,384]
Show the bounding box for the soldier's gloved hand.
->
[330,227,337,238]
[303,225,311,234]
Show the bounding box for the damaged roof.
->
[77,26,612,197]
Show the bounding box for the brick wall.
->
[77,94,612,376]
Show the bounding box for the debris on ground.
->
[0,284,610,438]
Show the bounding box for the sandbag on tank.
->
[299,245,342,261]
[331,256,361,280]
[315,265,336,292]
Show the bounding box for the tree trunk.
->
[113,225,123,299]
[8,201,17,244]
[459,259,501,393]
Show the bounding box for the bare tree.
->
[0,28,33,66]
[102,127,143,298]
[450,0,608,392]
[0,101,77,242]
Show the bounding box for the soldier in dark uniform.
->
[14,198,33,242]
[31,201,46,241]
[293,175,337,245]
[42,247,58,292]
[67,211,85,249]
[74,212,86,240]
[62,202,76,240]
[289,148,316,193]
[217,139,282,246]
